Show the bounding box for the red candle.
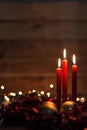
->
[72,54,77,101]
[56,58,62,108]
[62,49,68,102]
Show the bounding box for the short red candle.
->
[56,58,62,108]
[72,54,77,101]
[62,49,68,102]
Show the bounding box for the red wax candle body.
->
[62,59,68,102]
[56,67,62,108]
[72,65,77,101]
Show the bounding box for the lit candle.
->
[72,54,77,101]
[56,58,62,109]
[62,49,68,102]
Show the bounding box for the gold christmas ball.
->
[60,101,77,113]
[39,101,58,116]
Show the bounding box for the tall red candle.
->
[62,49,68,102]
[72,54,77,101]
[56,58,62,108]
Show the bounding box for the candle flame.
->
[58,58,61,68]
[72,54,76,64]
[63,48,66,59]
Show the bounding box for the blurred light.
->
[83,128,87,130]
[67,97,70,100]
[32,90,36,93]
[4,96,10,102]
[10,92,16,97]
[80,97,85,102]
[18,91,23,95]
[28,90,32,94]
[47,92,50,97]
[50,84,54,89]
[40,91,44,95]
[37,93,41,97]
[76,97,80,102]
[1,85,5,90]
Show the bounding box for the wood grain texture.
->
[0,2,87,95]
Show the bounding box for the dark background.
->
[0,2,87,97]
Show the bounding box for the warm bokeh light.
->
[32,90,36,93]
[4,95,10,102]
[10,92,16,97]
[18,91,23,95]
[80,97,85,102]
[37,93,41,97]
[76,97,80,102]
[40,91,44,95]
[83,128,87,130]
[50,84,54,89]
[47,92,50,97]
[28,90,32,94]
[1,85,5,90]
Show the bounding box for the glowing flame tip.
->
[72,54,76,65]
[63,48,66,59]
[58,58,61,68]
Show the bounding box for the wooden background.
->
[0,2,87,97]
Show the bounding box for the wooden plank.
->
[0,59,86,76]
[0,2,87,21]
[0,21,87,40]
[0,41,86,77]
[0,76,58,95]
[0,40,86,59]
[0,2,86,95]
[0,75,86,95]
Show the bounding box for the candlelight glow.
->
[72,54,76,65]
[63,48,66,59]
[58,58,61,68]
